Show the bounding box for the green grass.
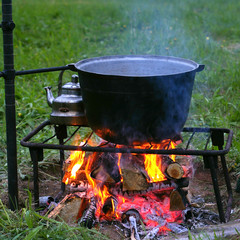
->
[0,192,106,240]
[0,0,239,198]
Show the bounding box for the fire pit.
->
[19,54,231,239]
[21,118,233,237]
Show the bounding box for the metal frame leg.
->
[29,147,43,208]
[208,155,226,222]
[54,125,67,202]
[209,129,233,222]
[220,154,233,221]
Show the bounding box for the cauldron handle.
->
[196,64,205,72]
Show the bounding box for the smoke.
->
[108,0,198,59]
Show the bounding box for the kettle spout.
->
[44,86,54,107]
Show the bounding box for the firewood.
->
[77,198,89,220]
[48,194,83,223]
[169,189,186,211]
[91,151,121,183]
[173,177,189,188]
[102,196,118,216]
[91,165,116,184]
[78,196,96,229]
[121,168,149,191]
[166,162,184,179]
[120,153,150,191]
[161,156,184,179]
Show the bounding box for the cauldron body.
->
[74,55,204,145]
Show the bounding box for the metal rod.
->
[29,148,43,208]
[1,0,18,210]
[59,137,66,194]
[15,65,71,76]
[208,156,226,222]
[0,64,75,78]
[20,122,233,156]
[185,130,195,150]
[218,146,233,221]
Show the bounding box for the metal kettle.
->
[44,73,88,126]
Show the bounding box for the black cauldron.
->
[73,55,204,145]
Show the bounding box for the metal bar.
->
[185,130,195,150]
[59,138,66,194]
[208,156,226,222]
[15,65,71,76]
[1,0,18,210]
[20,122,233,156]
[29,148,43,208]
[218,146,233,222]
[0,64,76,78]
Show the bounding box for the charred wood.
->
[78,196,96,228]
[91,151,121,183]
[77,197,90,220]
[122,209,142,224]
[121,209,141,240]
[70,181,89,193]
[172,177,190,189]
[90,165,117,184]
[102,196,118,216]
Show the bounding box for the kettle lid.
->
[62,74,80,90]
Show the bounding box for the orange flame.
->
[134,139,177,183]
[63,137,181,227]
[144,153,166,182]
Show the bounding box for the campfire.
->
[51,135,194,237]
[19,55,233,237]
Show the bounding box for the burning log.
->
[121,168,150,191]
[120,153,150,191]
[91,151,121,183]
[102,196,118,217]
[161,156,184,180]
[91,165,116,184]
[78,196,97,229]
[70,181,89,193]
[77,197,90,220]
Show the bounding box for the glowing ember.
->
[105,191,182,234]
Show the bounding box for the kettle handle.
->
[58,69,65,96]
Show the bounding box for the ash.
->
[99,205,220,240]
[183,207,220,230]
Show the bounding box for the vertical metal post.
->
[54,125,67,202]
[29,147,43,208]
[1,0,18,210]
[208,156,225,223]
